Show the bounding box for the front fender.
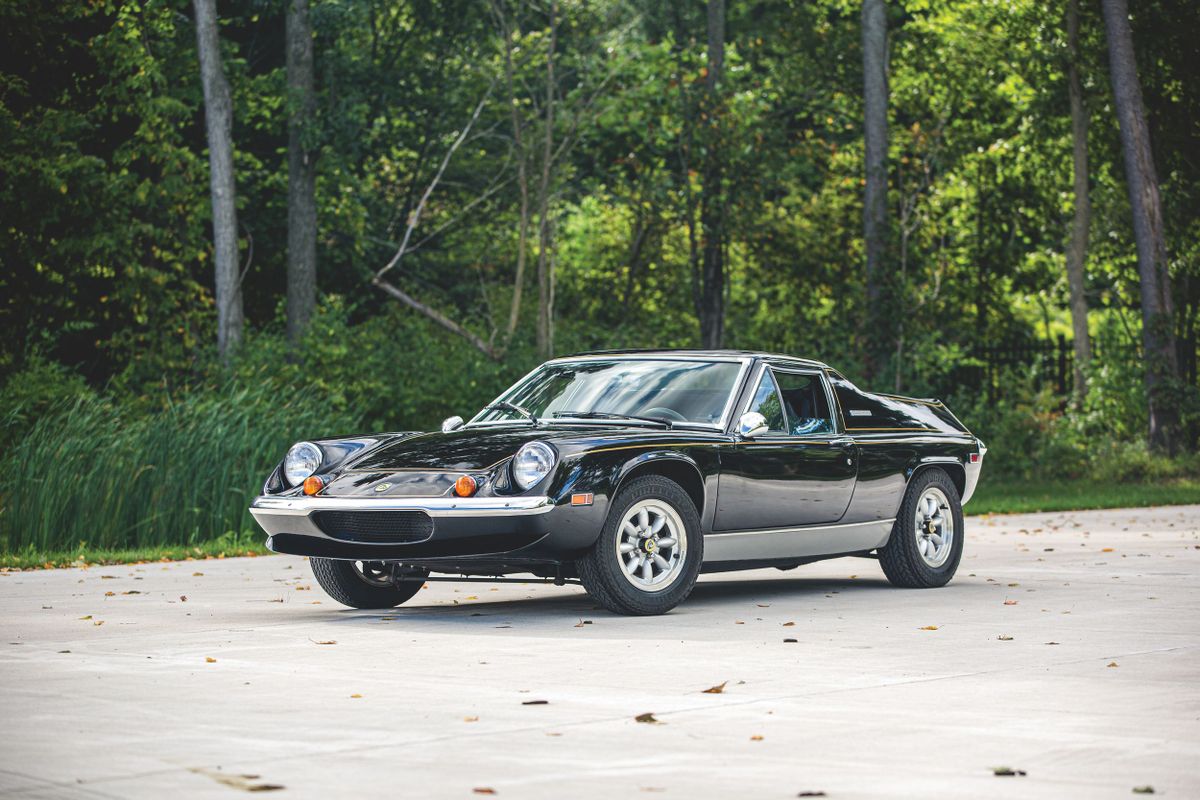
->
[544,445,718,550]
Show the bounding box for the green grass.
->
[0,533,272,571]
[0,380,361,555]
[966,478,1200,515]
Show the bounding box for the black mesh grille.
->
[312,510,434,544]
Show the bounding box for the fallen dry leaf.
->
[464,716,479,722]
[919,625,939,631]
[782,621,795,627]
[193,572,204,576]
[311,640,337,645]
[992,767,1027,777]
[1003,600,1018,606]
[997,635,1013,641]
[1132,786,1155,794]
[797,793,827,798]
[473,789,497,796]
[179,595,187,602]
[522,700,549,705]
[350,693,362,698]
[206,657,217,663]
[635,712,661,724]
[104,591,115,597]
[702,681,728,694]
[93,620,104,626]
[1045,641,1061,646]
[783,637,798,643]
[78,615,92,620]
[189,768,283,793]
[1101,547,1114,553]
[750,735,764,741]
[1107,662,1119,668]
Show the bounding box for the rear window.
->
[828,373,964,433]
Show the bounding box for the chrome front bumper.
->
[249,494,555,539]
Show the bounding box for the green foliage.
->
[0,355,96,441]
[230,296,525,432]
[0,378,360,553]
[2,0,1199,558]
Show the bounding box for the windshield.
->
[473,359,745,428]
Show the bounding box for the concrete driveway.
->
[1,505,1198,799]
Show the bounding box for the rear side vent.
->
[312,511,434,544]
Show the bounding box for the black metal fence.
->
[967,334,1198,400]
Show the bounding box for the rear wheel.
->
[310,559,428,609]
[878,468,964,588]
[576,475,703,615]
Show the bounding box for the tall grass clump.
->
[0,381,362,554]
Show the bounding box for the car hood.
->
[315,424,727,499]
[345,427,558,472]
[347,424,730,471]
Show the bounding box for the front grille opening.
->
[312,510,434,544]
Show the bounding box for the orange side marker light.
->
[454,475,478,497]
[303,475,327,496]
[571,493,594,506]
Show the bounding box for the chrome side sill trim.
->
[703,518,895,562]
[249,494,555,518]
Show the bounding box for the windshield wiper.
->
[551,410,673,429]
[481,401,539,425]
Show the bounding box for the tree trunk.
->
[698,0,726,349]
[194,0,243,362]
[1066,0,1092,402]
[861,0,888,381]
[286,0,317,346]
[493,0,529,343]
[1101,0,1180,452]
[535,0,557,359]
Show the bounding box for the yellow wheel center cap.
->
[643,539,657,554]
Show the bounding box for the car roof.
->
[554,348,829,369]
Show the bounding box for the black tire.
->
[576,475,703,616]
[310,559,428,609]
[878,467,964,588]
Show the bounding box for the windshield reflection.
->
[473,359,744,428]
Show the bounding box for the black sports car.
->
[249,350,986,615]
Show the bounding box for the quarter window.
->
[746,371,786,433]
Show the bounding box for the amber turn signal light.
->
[303,475,327,496]
[454,474,477,497]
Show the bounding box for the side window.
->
[774,371,834,435]
[747,370,786,433]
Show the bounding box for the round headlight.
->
[512,441,555,490]
[283,441,323,486]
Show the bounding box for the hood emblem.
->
[373,483,393,493]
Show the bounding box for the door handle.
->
[830,437,855,447]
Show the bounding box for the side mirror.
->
[441,415,464,433]
[737,411,768,439]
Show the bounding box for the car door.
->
[714,365,857,530]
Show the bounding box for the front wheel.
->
[878,468,964,588]
[576,475,703,615]
[310,559,428,609]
